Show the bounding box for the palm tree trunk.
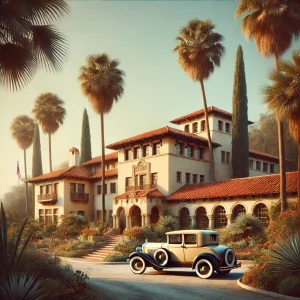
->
[200,79,215,181]
[48,133,52,172]
[100,112,106,226]
[298,147,300,211]
[275,55,287,212]
[24,149,28,217]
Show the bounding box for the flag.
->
[16,161,21,179]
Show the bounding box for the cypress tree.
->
[32,123,43,177]
[232,45,249,178]
[80,108,92,164]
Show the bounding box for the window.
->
[185,145,193,157]
[184,124,190,132]
[125,149,132,160]
[226,152,230,164]
[263,162,268,172]
[39,209,45,224]
[97,185,101,195]
[135,175,138,186]
[53,208,59,225]
[176,171,182,183]
[249,159,254,169]
[192,174,197,184]
[214,206,227,228]
[169,234,182,244]
[70,183,76,193]
[54,183,58,193]
[153,142,160,155]
[221,151,226,163]
[225,122,230,134]
[176,143,183,155]
[184,234,196,245]
[195,148,204,159]
[192,122,198,133]
[270,164,275,173]
[151,173,158,185]
[110,182,116,193]
[185,173,191,184]
[134,147,141,159]
[200,120,206,131]
[78,184,84,194]
[196,207,208,229]
[254,203,269,226]
[77,211,85,216]
[46,184,51,194]
[200,175,205,182]
[40,185,45,195]
[143,145,150,157]
[45,209,52,224]
[256,161,261,171]
[140,174,146,186]
[125,177,132,187]
[218,120,223,131]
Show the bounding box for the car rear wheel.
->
[154,248,169,267]
[195,259,214,279]
[130,256,146,274]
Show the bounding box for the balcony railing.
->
[37,193,57,204]
[125,184,157,192]
[70,192,89,202]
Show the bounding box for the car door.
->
[182,233,199,264]
[167,233,184,265]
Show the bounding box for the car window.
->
[184,234,197,245]
[169,234,182,244]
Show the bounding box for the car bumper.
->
[219,262,241,271]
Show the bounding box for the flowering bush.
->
[123,227,145,242]
[114,236,140,254]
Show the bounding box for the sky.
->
[1,0,300,199]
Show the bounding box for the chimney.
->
[69,147,80,167]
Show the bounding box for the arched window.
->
[179,207,191,229]
[254,203,269,226]
[214,206,227,228]
[131,206,141,227]
[232,204,246,220]
[184,124,190,133]
[150,207,159,224]
[196,207,209,229]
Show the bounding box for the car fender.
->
[192,253,219,270]
[129,252,164,269]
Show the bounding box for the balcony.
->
[70,192,89,202]
[37,193,57,204]
[125,184,157,192]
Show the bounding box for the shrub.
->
[154,215,179,238]
[114,236,140,254]
[103,253,129,262]
[123,227,145,242]
[56,214,88,238]
[278,276,300,297]
[143,226,159,242]
[268,211,300,243]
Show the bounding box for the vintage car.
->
[129,229,241,279]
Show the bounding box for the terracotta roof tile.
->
[170,106,254,125]
[249,149,279,162]
[166,172,297,201]
[90,168,118,180]
[82,152,118,166]
[106,126,221,150]
[116,188,165,200]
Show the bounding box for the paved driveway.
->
[62,258,280,300]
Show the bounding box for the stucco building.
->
[28,106,297,230]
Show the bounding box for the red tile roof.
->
[166,172,297,201]
[116,188,165,200]
[90,168,118,180]
[106,126,221,150]
[170,106,254,125]
[81,152,118,166]
[27,166,91,183]
[249,149,279,162]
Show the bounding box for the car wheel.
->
[130,256,146,274]
[224,249,235,267]
[216,270,230,275]
[153,248,169,267]
[195,259,214,279]
[153,266,164,271]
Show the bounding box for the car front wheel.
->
[130,256,146,274]
[195,259,214,279]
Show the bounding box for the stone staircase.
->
[83,235,123,261]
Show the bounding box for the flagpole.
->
[17,176,19,214]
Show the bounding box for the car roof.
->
[166,230,218,235]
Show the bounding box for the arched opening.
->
[214,206,227,228]
[150,206,159,224]
[254,203,269,226]
[195,207,209,229]
[232,204,246,220]
[131,206,142,227]
[117,207,126,232]
[179,207,191,229]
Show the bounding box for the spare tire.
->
[153,248,169,267]
[224,248,235,267]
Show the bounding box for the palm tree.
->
[173,19,225,182]
[32,93,66,172]
[263,50,300,209]
[236,0,300,211]
[78,53,125,224]
[11,115,35,216]
[0,0,69,91]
